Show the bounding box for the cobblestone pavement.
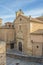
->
[6,56,43,65]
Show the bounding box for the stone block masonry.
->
[0,41,6,65]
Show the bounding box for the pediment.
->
[14,15,29,24]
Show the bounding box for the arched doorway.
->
[18,42,22,52]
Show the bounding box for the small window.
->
[37,46,39,48]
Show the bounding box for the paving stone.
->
[6,56,43,65]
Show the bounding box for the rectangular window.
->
[10,43,14,49]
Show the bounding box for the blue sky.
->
[0,0,43,24]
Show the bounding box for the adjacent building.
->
[31,29,43,56]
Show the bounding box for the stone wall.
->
[0,41,6,65]
[0,28,15,50]
[30,22,43,32]
[31,34,43,56]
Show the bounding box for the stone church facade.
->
[0,10,43,56]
